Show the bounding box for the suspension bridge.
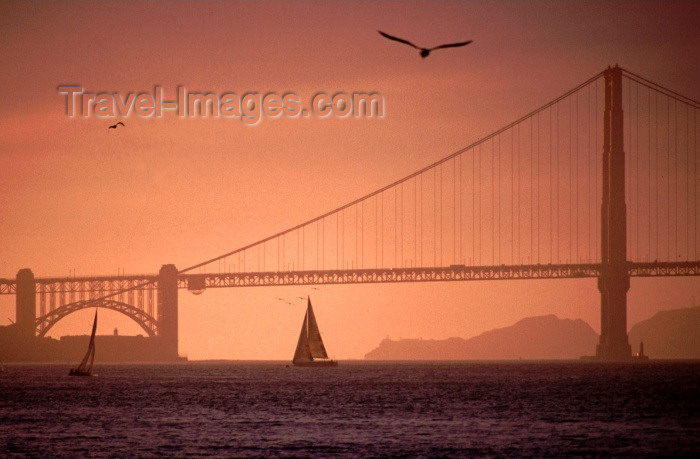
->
[1,66,699,360]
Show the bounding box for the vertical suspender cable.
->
[531,116,535,262]
[667,97,671,259]
[454,157,457,264]
[473,146,476,264]
[648,87,652,259]
[459,155,463,263]
[550,103,555,264]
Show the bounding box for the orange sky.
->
[1,1,698,360]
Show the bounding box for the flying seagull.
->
[378,31,472,58]
[108,121,125,131]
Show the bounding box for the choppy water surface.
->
[1,361,698,457]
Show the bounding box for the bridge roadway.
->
[1,261,699,295]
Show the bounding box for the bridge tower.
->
[158,264,179,359]
[596,66,632,360]
[16,268,36,342]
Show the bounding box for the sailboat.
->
[292,297,338,367]
[69,310,97,376]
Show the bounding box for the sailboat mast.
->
[306,297,310,338]
[90,310,97,340]
[87,310,97,370]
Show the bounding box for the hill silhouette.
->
[365,315,598,360]
[628,306,700,359]
[365,307,700,360]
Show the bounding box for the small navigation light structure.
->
[187,276,206,295]
[635,341,649,360]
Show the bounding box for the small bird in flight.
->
[378,31,473,58]
[108,121,125,131]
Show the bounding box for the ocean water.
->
[0,361,698,457]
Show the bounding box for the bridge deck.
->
[1,262,698,294]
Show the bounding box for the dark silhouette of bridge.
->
[2,66,698,361]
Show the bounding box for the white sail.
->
[293,308,312,363]
[292,297,334,365]
[72,310,97,375]
[305,300,328,359]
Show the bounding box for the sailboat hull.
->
[292,360,338,367]
[68,369,93,376]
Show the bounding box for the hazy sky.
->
[1,1,698,360]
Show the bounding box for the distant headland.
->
[365,307,700,360]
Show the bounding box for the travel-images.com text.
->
[58,86,385,125]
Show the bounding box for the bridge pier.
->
[16,268,36,343]
[596,66,632,360]
[597,274,632,359]
[158,264,179,360]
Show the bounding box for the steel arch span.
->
[35,299,158,338]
